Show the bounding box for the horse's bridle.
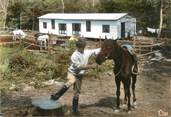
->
[104,46,114,59]
[100,45,122,77]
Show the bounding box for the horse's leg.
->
[132,74,137,107]
[123,83,127,104]
[125,78,131,111]
[115,77,121,112]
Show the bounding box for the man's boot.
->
[51,85,69,100]
[72,96,80,115]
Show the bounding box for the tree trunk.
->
[61,0,65,13]
[0,0,9,28]
[92,0,95,8]
[158,0,163,38]
[32,9,35,30]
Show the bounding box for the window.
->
[102,25,110,33]
[86,20,91,32]
[43,22,47,29]
[72,23,81,35]
[51,19,55,29]
[59,23,66,34]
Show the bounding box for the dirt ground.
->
[1,55,171,117]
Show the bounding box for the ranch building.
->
[38,13,136,39]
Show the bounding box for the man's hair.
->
[76,37,86,48]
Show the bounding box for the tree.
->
[158,0,163,38]
[7,0,26,29]
[61,0,65,13]
[0,0,9,28]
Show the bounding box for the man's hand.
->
[78,64,98,70]
[87,64,98,69]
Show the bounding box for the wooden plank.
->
[135,49,152,51]
[24,44,33,49]
[134,42,164,48]
[0,41,19,46]
[137,50,160,57]
[24,41,42,48]
[0,41,19,44]
[27,49,48,53]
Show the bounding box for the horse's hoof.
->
[128,110,132,114]
[114,109,120,113]
[133,102,137,109]
[122,104,127,108]
[133,101,137,106]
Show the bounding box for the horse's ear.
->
[113,39,118,44]
[115,38,119,42]
[105,35,107,40]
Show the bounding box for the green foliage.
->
[4,0,171,37]
[0,45,72,89]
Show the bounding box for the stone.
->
[32,96,62,110]
[32,96,66,116]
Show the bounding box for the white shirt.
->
[68,48,100,75]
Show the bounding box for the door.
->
[121,22,125,38]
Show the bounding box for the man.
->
[51,37,100,115]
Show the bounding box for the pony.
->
[37,34,49,49]
[96,38,138,112]
[12,29,26,41]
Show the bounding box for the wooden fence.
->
[133,36,164,57]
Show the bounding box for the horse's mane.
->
[104,39,134,69]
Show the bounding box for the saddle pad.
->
[32,96,61,110]
[121,44,134,55]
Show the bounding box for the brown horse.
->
[96,39,138,112]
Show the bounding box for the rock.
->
[23,86,35,92]
[42,80,62,86]
[32,96,62,110]
[31,96,67,116]
[150,52,164,61]
[18,83,35,91]
[29,81,36,86]
[106,71,113,76]
[9,84,17,90]
[164,59,171,62]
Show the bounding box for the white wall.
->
[39,19,53,34]
[83,20,118,39]
[118,16,136,38]
[39,18,135,39]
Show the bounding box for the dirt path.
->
[1,60,171,117]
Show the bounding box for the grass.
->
[0,41,75,90]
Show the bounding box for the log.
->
[0,41,19,47]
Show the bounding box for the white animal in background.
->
[138,30,142,34]
[37,34,49,49]
[147,27,159,34]
[12,29,26,41]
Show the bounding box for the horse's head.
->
[96,38,117,65]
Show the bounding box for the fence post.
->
[0,90,2,116]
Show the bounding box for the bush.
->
[9,54,29,70]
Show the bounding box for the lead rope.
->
[131,64,138,75]
[114,68,122,77]
[113,49,124,78]
[96,65,103,88]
